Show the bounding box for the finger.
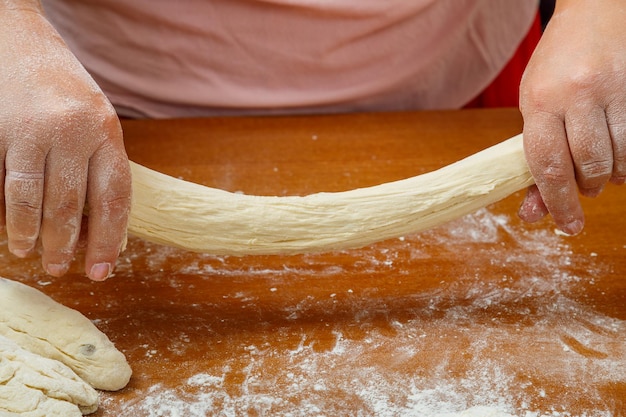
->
[518,185,549,223]
[39,155,88,277]
[523,114,584,235]
[4,145,47,257]
[606,102,626,184]
[0,155,5,231]
[84,145,131,281]
[564,105,613,196]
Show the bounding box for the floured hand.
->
[519,0,626,234]
[0,1,131,281]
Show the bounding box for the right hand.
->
[0,3,132,280]
[518,0,626,235]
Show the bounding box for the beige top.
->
[42,0,538,118]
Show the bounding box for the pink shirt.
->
[42,0,538,118]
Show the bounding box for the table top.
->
[2,108,625,416]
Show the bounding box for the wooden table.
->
[2,108,625,416]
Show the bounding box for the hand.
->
[0,4,131,280]
[518,0,626,234]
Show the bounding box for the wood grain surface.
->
[1,108,625,416]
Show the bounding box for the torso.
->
[42,0,538,118]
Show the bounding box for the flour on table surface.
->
[1,208,624,417]
[97,209,624,417]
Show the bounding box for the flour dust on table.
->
[98,208,624,417]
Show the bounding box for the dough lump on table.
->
[0,277,131,391]
[0,335,98,416]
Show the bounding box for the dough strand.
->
[128,134,533,255]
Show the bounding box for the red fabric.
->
[464,13,542,108]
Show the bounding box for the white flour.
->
[2,207,622,417]
[96,208,624,417]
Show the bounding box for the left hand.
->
[518,0,626,235]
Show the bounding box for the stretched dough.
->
[129,134,533,255]
[0,278,131,391]
[0,335,98,416]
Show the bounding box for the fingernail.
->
[89,263,111,281]
[11,248,31,258]
[46,263,69,277]
[562,220,583,236]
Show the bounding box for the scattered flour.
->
[1,208,623,417]
[96,208,624,417]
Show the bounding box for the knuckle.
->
[577,159,613,181]
[534,162,571,186]
[31,98,88,126]
[5,175,44,210]
[88,188,131,227]
[563,65,598,92]
[521,67,597,113]
[520,82,553,112]
[100,195,132,218]
[45,199,83,223]
[55,199,82,214]
[6,199,41,215]
[29,94,121,149]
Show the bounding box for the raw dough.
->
[129,134,533,255]
[0,278,131,391]
[0,335,98,416]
